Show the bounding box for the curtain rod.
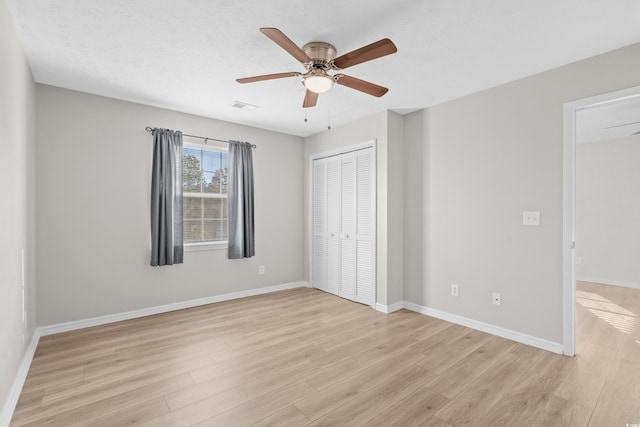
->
[145,127,256,149]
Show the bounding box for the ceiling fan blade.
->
[236,72,300,84]
[260,28,311,63]
[333,38,397,69]
[303,90,318,108]
[335,74,389,97]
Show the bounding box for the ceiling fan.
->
[236,28,397,108]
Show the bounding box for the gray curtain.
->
[228,141,255,259]
[150,128,183,266]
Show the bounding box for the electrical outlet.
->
[259,265,265,275]
[492,292,502,306]
[575,257,581,265]
[451,284,459,297]
[523,211,541,226]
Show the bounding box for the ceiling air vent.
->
[232,101,259,111]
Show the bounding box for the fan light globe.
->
[304,74,333,93]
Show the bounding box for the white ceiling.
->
[7,0,640,137]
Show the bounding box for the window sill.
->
[184,241,228,252]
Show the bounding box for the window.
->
[182,144,228,247]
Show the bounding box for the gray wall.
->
[36,85,305,326]
[576,135,640,286]
[386,112,405,305]
[410,42,640,344]
[402,111,425,303]
[0,0,37,416]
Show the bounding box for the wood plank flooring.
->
[10,281,640,426]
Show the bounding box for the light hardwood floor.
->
[11,281,640,426]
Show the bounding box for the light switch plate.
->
[523,211,541,226]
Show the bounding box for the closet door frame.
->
[309,140,377,308]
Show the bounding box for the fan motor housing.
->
[302,42,337,69]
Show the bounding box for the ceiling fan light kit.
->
[303,71,334,93]
[237,28,397,108]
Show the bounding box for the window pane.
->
[221,198,228,219]
[203,220,227,241]
[183,180,201,193]
[203,198,223,219]
[183,150,203,192]
[202,220,216,241]
[184,220,202,243]
[219,219,228,240]
[221,152,228,170]
[202,150,220,173]
[204,171,221,193]
[183,148,201,169]
[183,196,202,220]
[221,153,228,194]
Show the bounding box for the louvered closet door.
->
[312,159,328,292]
[325,156,342,296]
[354,148,375,305]
[312,145,375,305]
[339,153,356,301]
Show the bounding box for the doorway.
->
[563,85,640,356]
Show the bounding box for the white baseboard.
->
[0,332,40,427]
[375,300,563,354]
[402,301,564,355]
[38,281,311,336]
[576,276,640,290]
[375,301,404,314]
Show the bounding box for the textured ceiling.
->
[7,0,640,137]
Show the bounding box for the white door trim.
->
[562,84,640,356]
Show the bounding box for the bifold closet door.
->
[339,153,356,301]
[312,156,341,297]
[312,159,328,292]
[312,146,375,306]
[354,148,374,305]
[326,157,341,296]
